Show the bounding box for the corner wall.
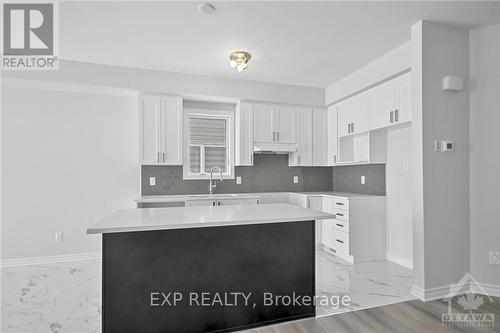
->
[411,21,470,296]
[469,24,500,292]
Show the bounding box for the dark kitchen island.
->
[87,203,334,333]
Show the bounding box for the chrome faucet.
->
[208,166,223,195]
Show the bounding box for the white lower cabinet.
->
[303,194,386,264]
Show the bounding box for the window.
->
[183,109,234,179]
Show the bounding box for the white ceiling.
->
[60,1,500,88]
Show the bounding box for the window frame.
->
[183,109,235,180]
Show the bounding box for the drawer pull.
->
[336,239,344,244]
[336,223,344,227]
[336,213,344,217]
[336,202,344,206]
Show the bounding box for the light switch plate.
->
[489,251,500,265]
[403,160,409,170]
[236,176,242,185]
[293,176,299,184]
[149,177,156,186]
[360,176,366,185]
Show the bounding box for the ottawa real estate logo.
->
[1,2,59,70]
[441,273,495,328]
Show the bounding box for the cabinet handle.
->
[157,152,161,163]
[307,199,310,208]
[336,213,344,217]
[336,223,344,227]
[277,131,280,141]
[390,111,394,123]
[212,201,216,206]
[395,109,399,122]
[336,239,344,244]
[333,154,337,164]
[217,201,221,206]
[272,132,276,141]
[347,123,350,134]
[297,155,301,165]
[162,152,166,163]
[351,122,354,133]
[335,202,344,206]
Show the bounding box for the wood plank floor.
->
[241,295,500,333]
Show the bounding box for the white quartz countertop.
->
[135,193,261,203]
[135,191,384,203]
[87,203,334,234]
[293,192,385,199]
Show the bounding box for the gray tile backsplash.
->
[332,164,386,195]
[141,155,386,196]
[142,154,333,195]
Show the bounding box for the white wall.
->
[469,24,500,289]
[1,85,139,260]
[386,124,413,269]
[3,60,325,107]
[411,21,470,294]
[325,42,411,105]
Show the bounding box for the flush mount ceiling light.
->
[198,3,216,14]
[229,51,251,72]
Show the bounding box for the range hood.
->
[253,142,297,154]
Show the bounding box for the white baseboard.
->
[471,282,500,298]
[1,252,101,269]
[411,281,500,302]
[386,252,413,269]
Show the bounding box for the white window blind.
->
[188,116,227,174]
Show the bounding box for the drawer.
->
[333,208,350,221]
[332,197,349,210]
[333,229,350,255]
[333,220,349,233]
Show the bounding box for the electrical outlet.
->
[236,176,242,185]
[149,177,156,186]
[403,160,409,170]
[360,176,366,185]
[489,251,500,265]
[293,176,299,184]
[55,232,63,242]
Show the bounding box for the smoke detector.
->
[198,3,216,14]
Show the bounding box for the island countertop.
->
[87,203,334,234]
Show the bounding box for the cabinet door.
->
[140,95,162,164]
[312,108,328,166]
[253,103,274,142]
[370,80,395,130]
[337,99,353,137]
[160,96,183,165]
[274,105,296,143]
[290,108,312,166]
[352,92,369,133]
[236,103,254,166]
[395,72,411,124]
[327,105,338,165]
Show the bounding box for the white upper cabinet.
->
[236,102,254,166]
[337,99,352,138]
[352,92,369,133]
[370,72,411,130]
[289,107,312,166]
[274,105,296,143]
[253,103,274,142]
[140,94,183,165]
[394,72,411,124]
[312,108,328,166]
[253,102,296,144]
[327,105,338,165]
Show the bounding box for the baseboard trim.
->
[386,252,413,269]
[1,252,101,269]
[411,281,500,302]
[471,282,500,298]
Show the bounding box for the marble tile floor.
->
[1,250,414,332]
